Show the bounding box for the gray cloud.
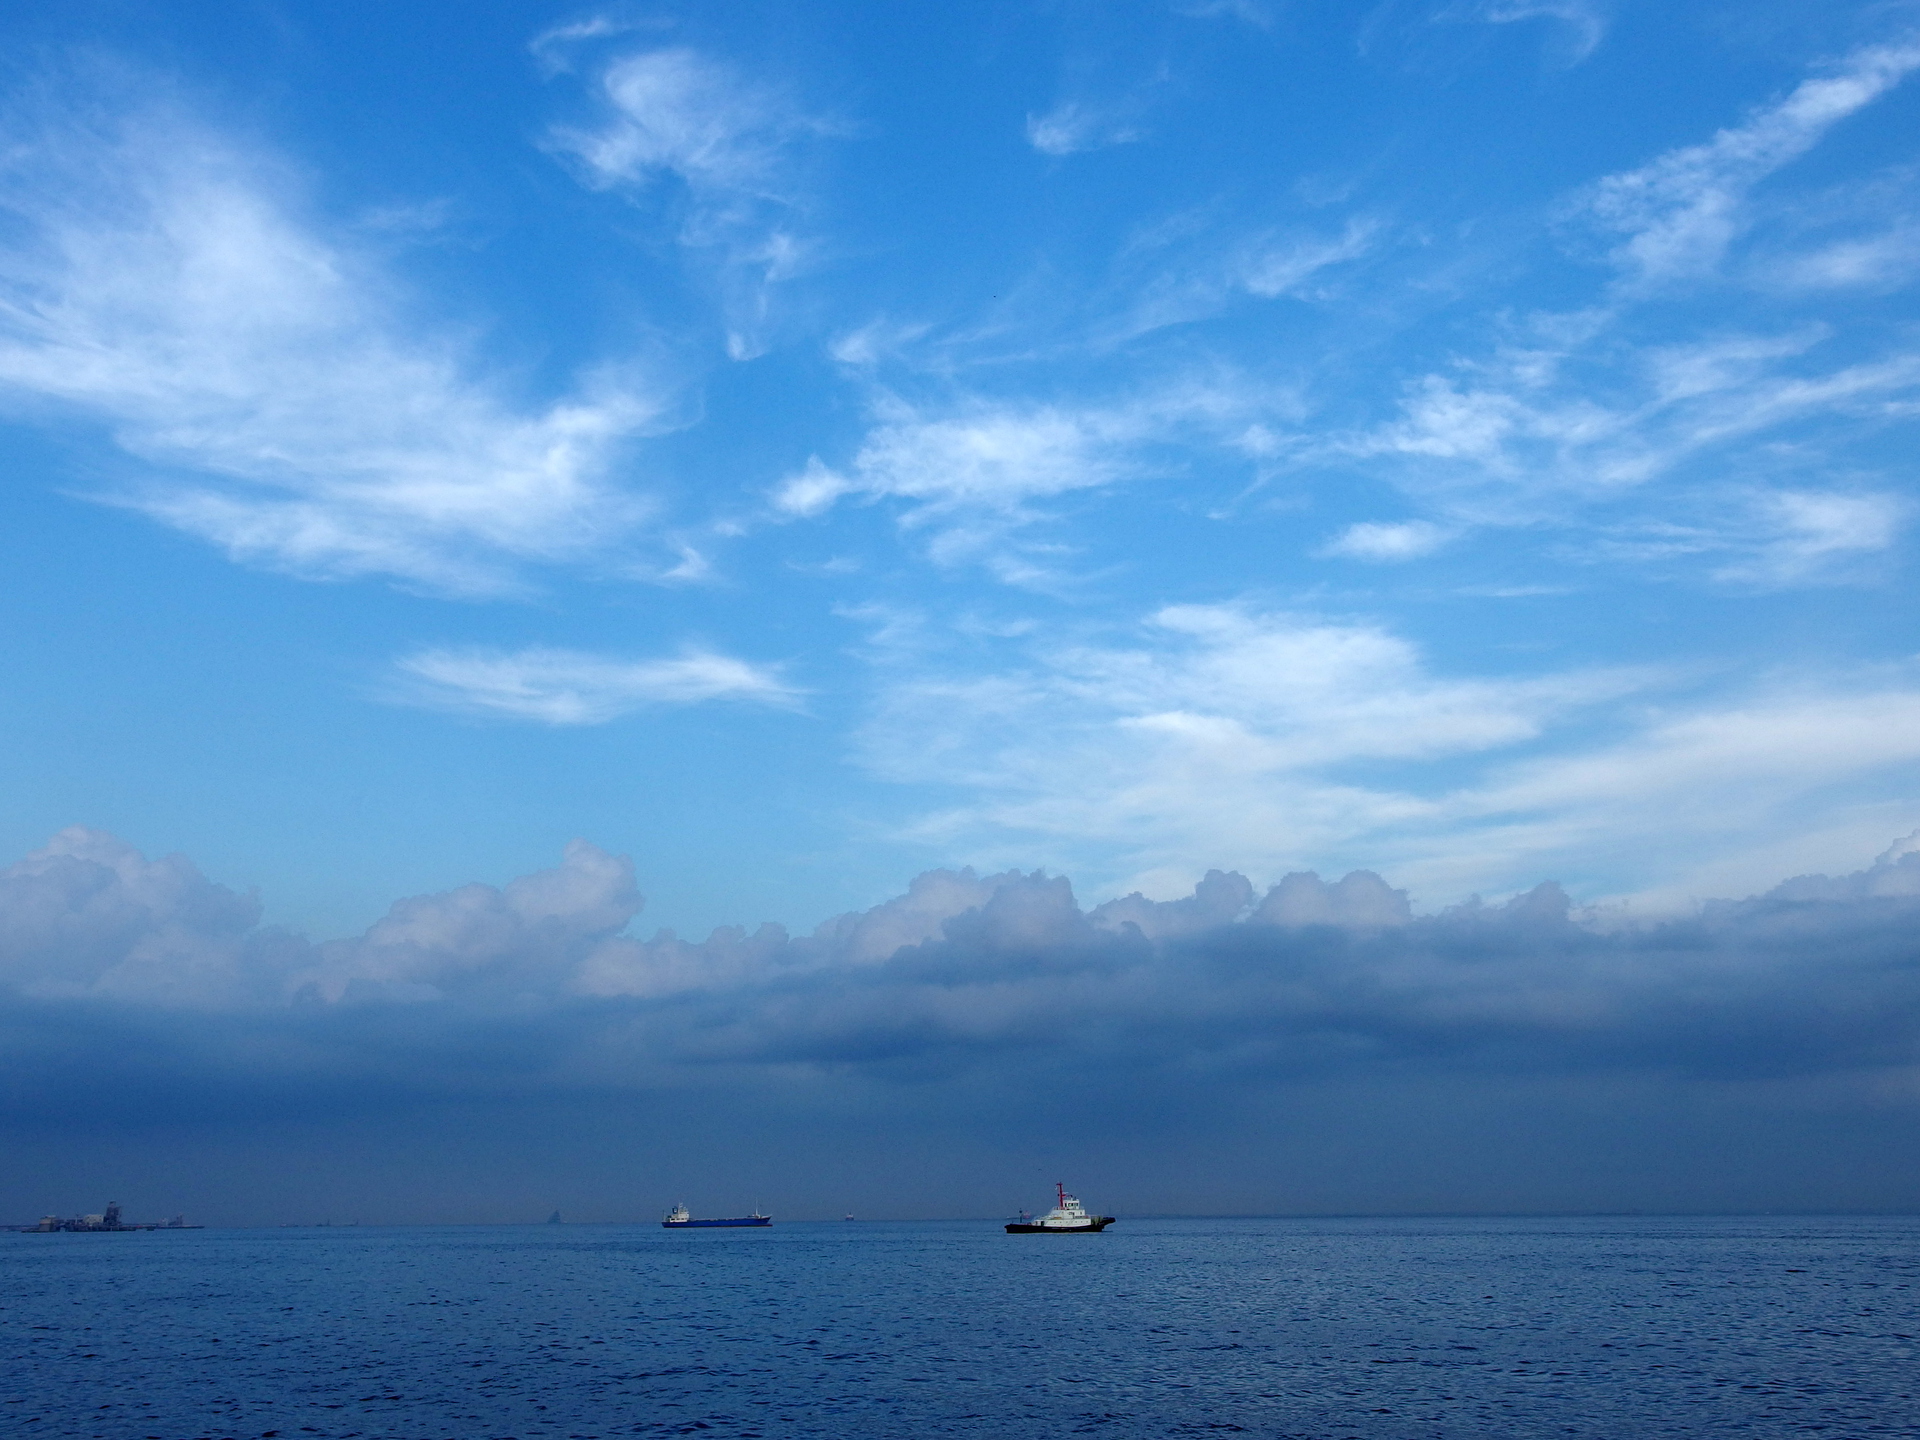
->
[10,828,1920,1221]
[6,828,1920,1105]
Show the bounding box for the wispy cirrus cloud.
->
[1579,37,1920,289]
[1343,327,1920,517]
[849,600,1920,908]
[549,46,805,198]
[1362,0,1608,70]
[1440,1,1608,66]
[1765,223,1920,291]
[1590,488,1908,586]
[1240,219,1382,297]
[1172,0,1275,28]
[545,44,835,358]
[0,72,665,597]
[1317,519,1455,561]
[1317,309,1920,587]
[854,602,1639,892]
[773,397,1150,583]
[392,645,798,724]
[528,14,669,76]
[1254,36,1920,584]
[1026,99,1145,157]
[772,381,1268,584]
[1096,213,1382,344]
[775,400,1140,515]
[1727,490,1908,583]
[1746,166,1920,294]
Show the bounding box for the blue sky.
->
[3,0,1918,936]
[5,1,1920,1219]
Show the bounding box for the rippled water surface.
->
[4,1215,1917,1438]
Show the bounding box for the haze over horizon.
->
[4,0,1920,1222]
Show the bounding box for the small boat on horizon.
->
[661,1204,771,1229]
[1005,1183,1115,1234]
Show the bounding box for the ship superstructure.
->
[661,1204,771,1228]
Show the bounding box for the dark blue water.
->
[4,1215,1916,1438]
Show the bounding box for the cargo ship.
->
[1005,1183,1114,1233]
[661,1204,771,1228]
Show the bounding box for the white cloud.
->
[857,603,1639,891]
[0,826,277,1005]
[772,394,1170,581]
[1096,214,1381,344]
[1446,682,1920,906]
[1715,489,1907,584]
[827,316,932,367]
[1445,1,1607,65]
[1764,224,1920,291]
[1318,519,1454,561]
[773,378,1277,580]
[1173,0,1275,28]
[1239,218,1380,298]
[546,46,831,358]
[1337,323,1920,547]
[1579,38,1920,287]
[1588,487,1906,584]
[529,15,668,76]
[1349,368,1631,495]
[553,47,796,196]
[293,838,643,1003]
[772,456,855,518]
[837,403,1136,510]
[393,645,798,724]
[1026,101,1143,158]
[1290,43,1920,567]
[0,81,661,596]
[850,601,1920,909]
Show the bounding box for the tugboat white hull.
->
[1005,1183,1115,1233]
[1004,1217,1114,1233]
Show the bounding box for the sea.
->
[3,1214,1916,1439]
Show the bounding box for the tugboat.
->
[1005,1183,1114,1233]
[661,1204,772,1228]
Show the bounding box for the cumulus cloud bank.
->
[6,826,1920,1112]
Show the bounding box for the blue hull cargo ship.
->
[661,1205,771,1228]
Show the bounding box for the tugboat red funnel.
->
[1005,1182,1114,1233]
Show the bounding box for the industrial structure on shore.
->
[14,1202,201,1233]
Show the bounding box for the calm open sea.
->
[3,1214,1916,1438]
